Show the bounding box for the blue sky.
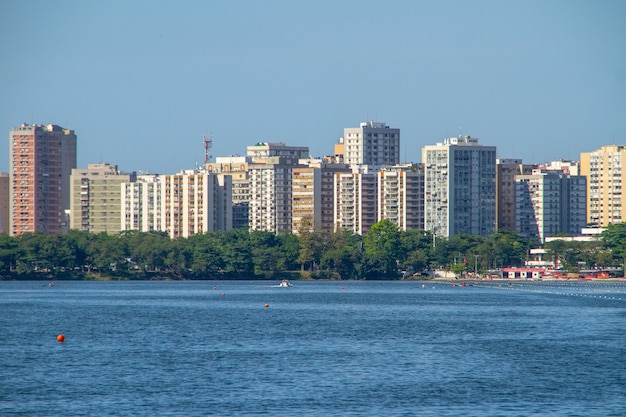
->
[2,0,625,174]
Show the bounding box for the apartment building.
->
[9,124,77,235]
[422,135,496,237]
[206,156,252,229]
[580,145,626,227]
[121,170,231,238]
[496,159,536,231]
[340,121,400,166]
[515,169,587,242]
[377,164,425,231]
[248,157,297,234]
[292,158,351,233]
[70,163,136,233]
[333,171,378,235]
[121,174,162,233]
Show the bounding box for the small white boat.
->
[278,279,292,287]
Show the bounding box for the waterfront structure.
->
[9,124,77,236]
[580,145,626,227]
[0,172,9,233]
[333,171,378,235]
[70,164,136,233]
[340,121,400,166]
[206,156,252,229]
[496,159,536,231]
[515,169,587,242]
[422,135,496,238]
[377,164,425,231]
[121,170,231,238]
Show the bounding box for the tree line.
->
[1,220,624,280]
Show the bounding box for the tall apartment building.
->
[121,174,162,233]
[377,164,425,231]
[248,157,297,234]
[70,163,136,233]
[496,159,536,231]
[580,145,626,227]
[206,156,252,229]
[0,172,9,233]
[292,158,351,233]
[9,124,77,236]
[422,135,496,238]
[340,121,400,166]
[120,170,231,238]
[333,172,378,235]
[515,169,587,242]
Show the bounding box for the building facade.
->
[292,158,351,233]
[121,170,231,238]
[341,121,400,166]
[121,175,162,233]
[496,159,536,231]
[70,163,136,233]
[422,135,496,238]
[248,157,296,234]
[515,169,587,242]
[333,172,378,235]
[377,164,425,231]
[206,156,252,229]
[580,145,626,227]
[9,124,77,236]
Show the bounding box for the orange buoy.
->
[57,334,65,343]
[264,303,269,308]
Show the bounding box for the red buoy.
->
[57,334,65,343]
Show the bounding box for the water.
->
[1,280,625,416]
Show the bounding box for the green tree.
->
[363,220,402,278]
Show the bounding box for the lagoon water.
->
[1,280,625,416]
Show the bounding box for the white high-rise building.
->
[422,135,496,237]
[248,157,296,234]
[121,170,231,238]
[340,121,400,166]
[121,174,162,233]
[515,169,587,242]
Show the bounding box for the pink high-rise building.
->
[9,124,77,236]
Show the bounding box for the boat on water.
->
[278,279,293,287]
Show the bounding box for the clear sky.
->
[2,0,625,174]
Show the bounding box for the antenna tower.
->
[204,132,213,164]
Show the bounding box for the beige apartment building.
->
[70,163,136,233]
[580,145,626,227]
[333,171,378,235]
[377,164,424,231]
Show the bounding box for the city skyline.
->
[2,1,625,174]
